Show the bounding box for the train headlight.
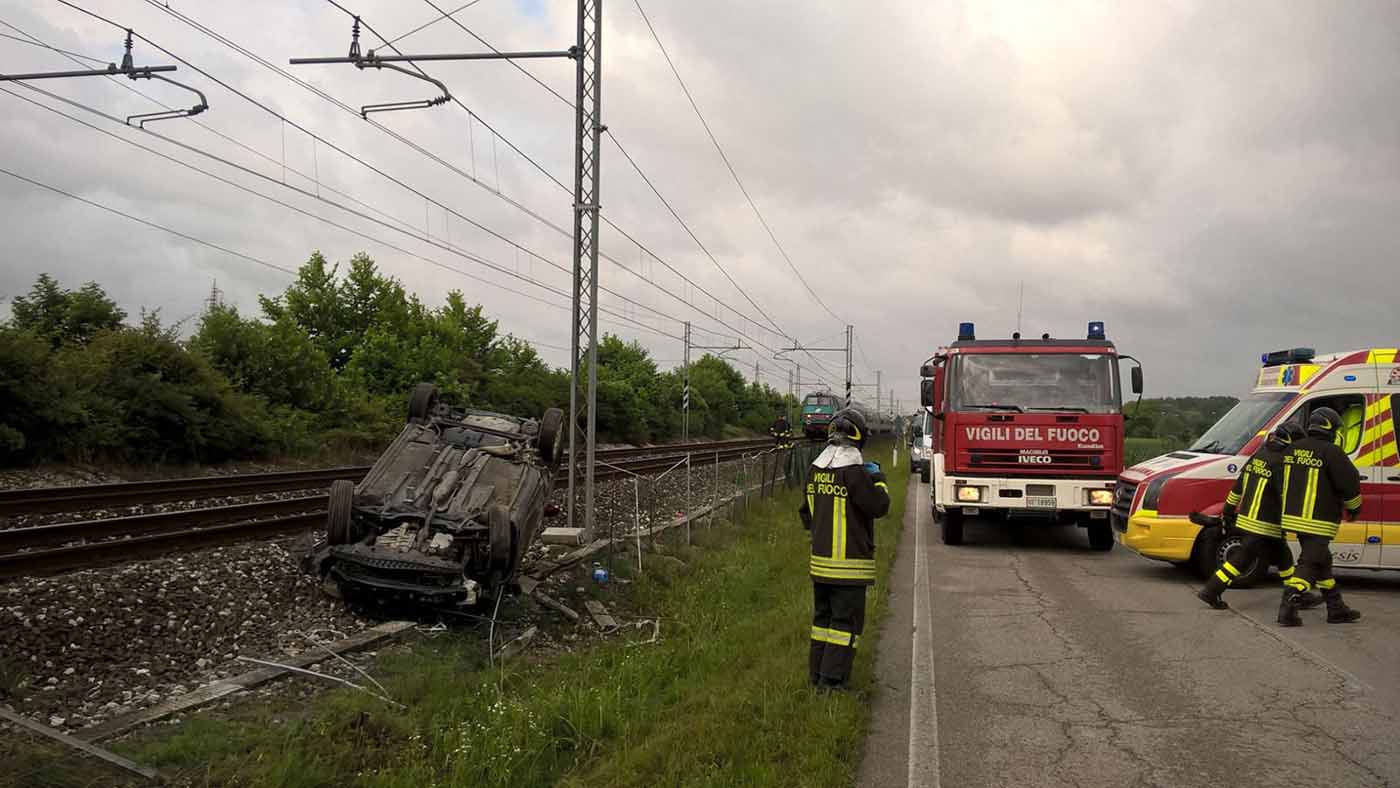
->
[956,486,984,503]
[1088,489,1114,506]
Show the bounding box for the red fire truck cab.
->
[919,322,1143,549]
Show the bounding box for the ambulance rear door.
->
[1365,351,1400,567]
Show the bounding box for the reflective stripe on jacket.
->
[800,457,890,585]
[1223,445,1286,538]
[1281,436,1363,538]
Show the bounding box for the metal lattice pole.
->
[567,0,604,536]
[845,324,854,409]
[682,321,691,442]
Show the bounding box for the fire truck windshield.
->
[950,353,1119,414]
[1187,392,1294,455]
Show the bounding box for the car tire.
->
[407,382,439,424]
[326,479,355,545]
[1087,518,1114,551]
[537,407,564,467]
[1196,528,1265,586]
[942,509,965,546]
[488,504,515,572]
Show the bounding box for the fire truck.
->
[1116,347,1400,584]
[919,322,1143,549]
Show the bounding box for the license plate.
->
[1027,496,1057,509]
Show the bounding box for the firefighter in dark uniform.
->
[799,408,890,690]
[770,411,793,449]
[1278,406,1365,626]
[1197,423,1320,609]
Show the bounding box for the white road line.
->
[907,491,941,788]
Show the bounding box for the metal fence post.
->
[633,476,642,573]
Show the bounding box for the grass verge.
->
[111,442,909,787]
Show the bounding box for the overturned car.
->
[306,383,564,607]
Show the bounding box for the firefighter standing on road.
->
[1197,423,1320,610]
[799,408,890,690]
[1278,407,1365,626]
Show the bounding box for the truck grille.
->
[1111,481,1137,532]
[968,448,1107,471]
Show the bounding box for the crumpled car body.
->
[308,384,563,607]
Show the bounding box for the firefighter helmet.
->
[1267,421,1305,451]
[1307,406,1342,440]
[828,408,868,448]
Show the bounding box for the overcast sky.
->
[1,0,1396,409]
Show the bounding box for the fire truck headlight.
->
[1088,489,1114,506]
[956,486,984,503]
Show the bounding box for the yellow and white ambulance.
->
[1115,347,1399,583]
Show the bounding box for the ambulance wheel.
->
[1087,519,1114,551]
[1197,529,1265,587]
[941,510,965,546]
[407,382,439,424]
[326,480,356,545]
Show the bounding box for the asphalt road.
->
[859,480,1400,788]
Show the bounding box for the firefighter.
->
[770,411,793,448]
[1197,423,1320,610]
[799,408,890,690]
[1278,406,1365,626]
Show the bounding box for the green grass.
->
[1125,436,1178,467]
[112,444,909,787]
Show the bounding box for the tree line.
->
[1124,395,1239,446]
[0,252,796,467]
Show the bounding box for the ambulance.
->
[1116,347,1400,584]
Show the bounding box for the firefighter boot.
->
[1297,591,1324,610]
[1323,589,1361,624]
[1277,589,1303,627]
[1196,576,1229,610]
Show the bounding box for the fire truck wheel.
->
[1087,518,1114,551]
[941,510,965,545]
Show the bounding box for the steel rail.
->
[0,438,780,516]
[0,440,791,578]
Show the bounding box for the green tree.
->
[190,303,337,411]
[10,273,126,348]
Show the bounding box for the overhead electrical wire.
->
[0,83,682,344]
[0,164,295,276]
[37,2,815,386]
[409,0,792,342]
[631,0,844,325]
[33,6,722,347]
[121,0,788,356]
[400,0,846,381]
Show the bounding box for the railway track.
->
[0,438,785,578]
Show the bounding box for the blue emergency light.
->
[1087,321,1106,340]
[958,322,976,341]
[1261,348,1315,367]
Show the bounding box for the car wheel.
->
[942,509,964,546]
[326,479,355,545]
[1087,518,1114,551]
[537,407,564,466]
[488,504,515,572]
[407,382,439,424]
